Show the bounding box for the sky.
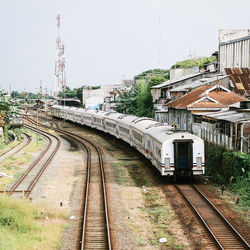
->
[0,0,249,94]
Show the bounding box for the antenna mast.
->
[54,14,66,97]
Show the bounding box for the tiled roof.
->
[189,102,225,108]
[208,92,246,106]
[165,85,211,108]
[165,85,247,109]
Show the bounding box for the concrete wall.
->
[170,67,199,81]
[219,30,250,72]
[82,85,121,108]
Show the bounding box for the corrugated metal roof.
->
[225,68,250,96]
[196,110,250,123]
[169,75,228,92]
[150,72,203,89]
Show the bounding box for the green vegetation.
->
[171,56,216,69]
[57,86,83,104]
[114,76,165,117]
[117,56,216,118]
[0,197,66,250]
[135,68,170,81]
[134,56,216,82]
[11,91,53,101]
[206,143,250,209]
[0,130,44,190]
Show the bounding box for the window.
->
[156,147,161,158]
[119,126,129,134]
[83,116,92,121]
[106,122,116,129]
[132,130,142,142]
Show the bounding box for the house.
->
[155,85,247,131]
[192,101,250,153]
[150,69,230,111]
[151,71,208,106]
[168,74,230,101]
[219,29,250,72]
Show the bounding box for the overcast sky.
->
[0,0,249,93]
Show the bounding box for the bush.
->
[206,143,249,184]
[228,173,250,209]
[206,143,250,208]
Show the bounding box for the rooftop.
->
[169,75,228,92]
[165,85,247,109]
[150,71,204,89]
[225,68,250,96]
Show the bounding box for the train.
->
[51,105,205,178]
[9,116,23,127]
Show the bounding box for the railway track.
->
[175,184,250,249]
[7,124,60,198]
[0,133,31,161]
[24,116,112,249]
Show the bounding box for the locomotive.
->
[51,105,205,178]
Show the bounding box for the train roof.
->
[130,118,158,133]
[103,112,121,121]
[116,114,138,127]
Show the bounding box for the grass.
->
[113,157,187,248]
[111,162,129,185]
[0,197,67,250]
[0,140,20,155]
[0,130,44,190]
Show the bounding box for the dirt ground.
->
[21,120,249,249]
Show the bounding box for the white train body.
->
[51,105,205,177]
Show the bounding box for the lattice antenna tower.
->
[54,14,66,97]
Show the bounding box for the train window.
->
[106,122,116,128]
[83,116,91,121]
[119,126,129,134]
[147,140,151,148]
[132,130,142,143]
[156,148,161,158]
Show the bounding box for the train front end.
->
[161,132,205,177]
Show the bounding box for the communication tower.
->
[54,14,66,97]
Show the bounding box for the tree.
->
[76,87,83,104]
[136,80,154,117]
[114,86,138,115]
[58,87,78,99]
[0,91,18,124]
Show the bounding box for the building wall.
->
[170,67,199,81]
[219,30,250,72]
[155,108,193,131]
[82,85,121,108]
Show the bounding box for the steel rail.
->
[56,128,111,250]
[175,184,249,249]
[0,133,31,158]
[8,124,60,197]
[193,184,250,249]
[24,116,111,249]
[25,124,61,197]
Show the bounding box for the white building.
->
[219,29,250,72]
